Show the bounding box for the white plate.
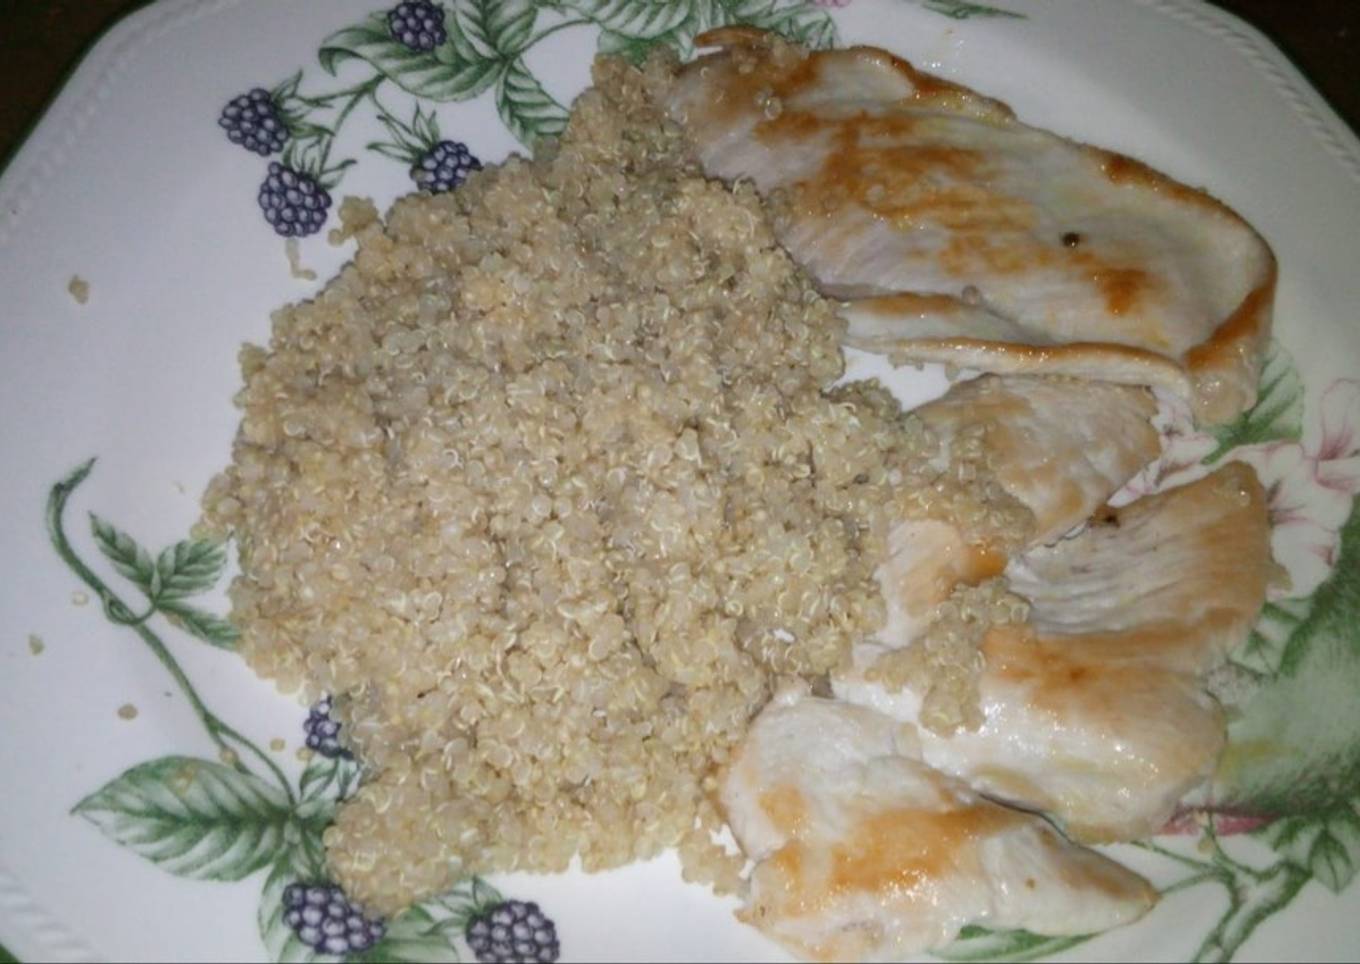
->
[3,1,1360,961]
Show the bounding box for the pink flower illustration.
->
[1315,378,1360,488]
[1235,380,1360,598]
[1161,808,1273,837]
[1113,392,1217,504]
[1114,380,1360,599]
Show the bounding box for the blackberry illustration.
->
[218,88,288,156]
[303,694,351,758]
[387,1,448,52]
[281,882,386,956]
[412,140,482,194]
[465,900,560,963]
[258,163,332,238]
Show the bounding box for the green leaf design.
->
[447,0,500,62]
[90,513,157,596]
[922,0,1024,20]
[1207,339,1304,462]
[496,58,570,148]
[321,0,837,153]
[299,752,363,805]
[73,756,290,881]
[369,106,428,165]
[1310,828,1358,892]
[1213,493,1360,814]
[595,26,685,64]
[556,0,694,39]
[485,0,539,54]
[259,840,335,964]
[935,925,1093,963]
[596,0,838,69]
[155,538,228,601]
[416,104,441,144]
[349,877,512,962]
[289,120,339,141]
[470,875,504,912]
[1259,806,1360,893]
[159,600,240,649]
[85,517,235,642]
[320,15,500,102]
[272,69,305,103]
[448,0,538,59]
[1231,597,1312,679]
[354,905,460,964]
[368,141,419,162]
[724,0,840,49]
[1274,501,1360,679]
[1261,812,1316,864]
[424,875,505,932]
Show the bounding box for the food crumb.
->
[174,481,187,495]
[270,737,287,752]
[171,762,197,793]
[28,634,44,655]
[117,703,138,720]
[219,748,240,766]
[71,590,90,606]
[284,239,317,281]
[67,275,89,304]
[328,196,379,245]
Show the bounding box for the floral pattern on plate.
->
[48,350,1360,961]
[19,2,1359,963]
[215,0,1024,238]
[47,459,561,964]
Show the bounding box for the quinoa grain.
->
[204,50,1022,915]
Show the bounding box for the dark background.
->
[1,0,1357,163]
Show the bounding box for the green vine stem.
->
[47,459,297,807]
[1195,861,1311,964]
[326,75,384,154]
[107,597,158,627]
[922,0,1024,19]
[370,94,417,142]
[1134,826,1312,963]
[278,74,383,187]
[285,14,597,174]
[294,74,383,111]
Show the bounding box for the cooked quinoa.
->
[867,577,1030,732]
[202,50,1030,915]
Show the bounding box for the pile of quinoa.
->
[202,49,1029,915]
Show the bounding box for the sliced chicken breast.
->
[1009,461,1273,674]
[915,375,1160,546]
[837,464,1272,842]
[663,28,1276,424]
[722,689,1157,961]
[875,374,1158,650]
